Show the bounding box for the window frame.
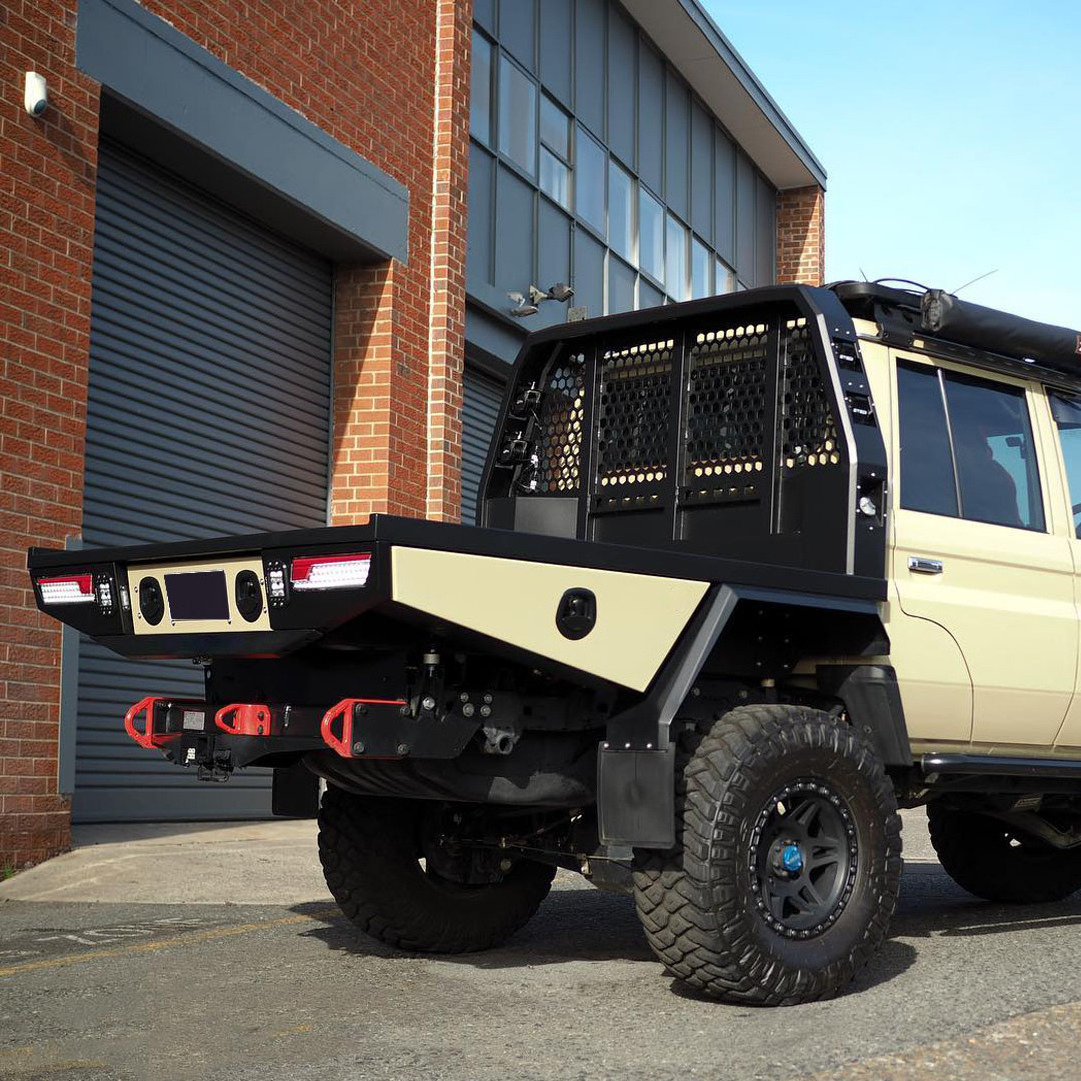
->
[538,94,572,210]
[497,51,538,179]
[1049,390,1081,538]
[895,356,1048,533]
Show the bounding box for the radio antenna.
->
[952,268,999,295]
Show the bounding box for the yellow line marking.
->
[271,1024,313,1038]
[0,1046,34,1058]
[0,908,339,978]
[33,1063,110,1073]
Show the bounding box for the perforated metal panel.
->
[594,338,673,512]
[780,319,841,470]
[533,356,586,494]
[683,323,770,505]
[74,142,332,822]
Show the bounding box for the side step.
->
[922,753,1081,781]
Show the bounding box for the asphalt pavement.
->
[2,811,1081,1080]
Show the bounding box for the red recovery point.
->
[320,699,409,758]
[215,703,273,736]
[123,696,182,750]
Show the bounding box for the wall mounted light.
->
[508,283,575,318]
[507,291,539,318]
[24,71,48,117]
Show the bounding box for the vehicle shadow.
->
[890,862,1081,940]
[293,861,1081,999]
[293,881,654,966]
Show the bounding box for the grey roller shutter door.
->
[74,142,333,822]
[461,364,506,525]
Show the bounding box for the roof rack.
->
[830,281,1081,378]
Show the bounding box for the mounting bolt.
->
[396,742,410,755]
[459,691,470,702]
[479,705,492,718]
[499,858,513,872]
[351,741,365,755]
[462,703,475,718]
[483,693,494,705]
[421,695,437,711]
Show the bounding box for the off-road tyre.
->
[633,704,902,1005]
[927,803,1081,903]
[318,788,555,953]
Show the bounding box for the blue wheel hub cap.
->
[781,843,804,874]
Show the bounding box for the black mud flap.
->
[272,761,321,817]
[597,746,676,849]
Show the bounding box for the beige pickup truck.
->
[30,281,1081,1005]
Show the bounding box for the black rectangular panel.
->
[164,570,230,621]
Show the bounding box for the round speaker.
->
[235,570,263,623]
[138,577,164,626]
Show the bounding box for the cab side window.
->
[1051,393,1081,537]
[897,362,1044,531]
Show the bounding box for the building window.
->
[471,30,493,145]
[665,213,687,301]
[499,54,536,176]
[539,95,571,209]
[468,17,781,314]
[639,187,664,285]
[577,126,606,236]
[609,160,635,264]
[691,237,711,299]
[715,257,735,294]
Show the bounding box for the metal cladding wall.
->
[461,366,506,525]
[75,142,333,822]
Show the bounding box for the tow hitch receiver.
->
[124,696,206,750]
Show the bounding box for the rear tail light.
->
[290,553,371,591]
[37,574,94,605]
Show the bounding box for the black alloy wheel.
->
[751,779,858,938]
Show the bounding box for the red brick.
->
[776,185,825,286]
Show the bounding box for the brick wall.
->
[127,0,472,526]
[0,0,473,868]
[776,184,825,286]
[0,1,100,867]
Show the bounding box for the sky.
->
[702,1,1081,329]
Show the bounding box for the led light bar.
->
[38,573,94,605]
[290,553,371,592]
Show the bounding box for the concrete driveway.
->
[3,810,1081,1080]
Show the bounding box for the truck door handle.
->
[908,556,943,575]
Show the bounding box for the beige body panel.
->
[1042,391,1081,749]
[127,557,271,634]
[861,334,1080,749]
[390,547,709,692]
[893,507,1076,745]
[859,338,974,742]
[880,596,973,742]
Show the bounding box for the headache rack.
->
[481,285,888,579]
